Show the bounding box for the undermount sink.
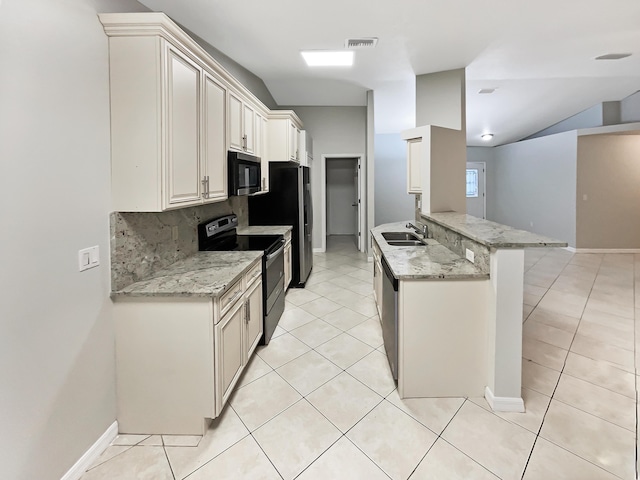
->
[386,240,426,247]
[382,232,421,241]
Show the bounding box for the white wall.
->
[0,0,148,478]
[374,134,415,225]
[487,131,578,246]
[621,90,640,123]
[326,159,357,235]
[286,106,367,248]
[526,104,604,139]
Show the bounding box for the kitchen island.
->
[372,214,566,412]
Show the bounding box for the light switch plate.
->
[79,246,100,272]
[465,248,475,263]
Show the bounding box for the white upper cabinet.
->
[165,48,202,207]
[255,112,269,192]
[298,130,313,167]
[202,72,227,202]
[228,91,256,154]
[406,138,423,194]
[268,111,303,163]
[99,12,301,211]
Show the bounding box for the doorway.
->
[466,162,486,219]
[321,155,365,252]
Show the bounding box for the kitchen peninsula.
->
[372,212,566,413]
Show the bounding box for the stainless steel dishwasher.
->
[381,256,399,381]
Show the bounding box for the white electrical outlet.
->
[78,246,100,272]
[465,248,475,263]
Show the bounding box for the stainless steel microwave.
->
[228,151,262,196]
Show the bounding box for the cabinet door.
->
[289,123,299,161]
[228,92,243,152]
[284,243,292,290]
[261,116,269,191]
[166,48,201,207]
[245,280,263,359]
[243,103,255,154]
[407,138,422,194]
[203,72,227,202]
[215,301,244,412]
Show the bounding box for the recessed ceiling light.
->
[481,133,494,141]
[478,88,496,94]
[301,50,354,67]
[595,53,632,60]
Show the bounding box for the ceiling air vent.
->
[595,53,632,60]
[345,37,378,49]
[478,88,496,94]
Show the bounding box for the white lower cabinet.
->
[214,299,245,412]
[114,260,262,435]
[245,279,263,357]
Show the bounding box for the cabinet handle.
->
[242,134,247,150]
[245,299,250,324]
[201,176,210,199]
[227,290,242,306]
[262,177,266,190]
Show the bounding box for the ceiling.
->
[140,0,640,146]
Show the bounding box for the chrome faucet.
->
[406,222,428,238]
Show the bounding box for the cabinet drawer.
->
[219,279,243,318]
[246,261,262,287]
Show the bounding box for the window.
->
[466,169,478,197]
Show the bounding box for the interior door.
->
[354,159,361,250]
[466,162,486,219]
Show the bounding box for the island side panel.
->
[398,278,490,398]
[114,297,214,435]
[485,248,525,412]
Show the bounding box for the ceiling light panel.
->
[301,50,354,67]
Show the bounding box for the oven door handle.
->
[266,243,285,262]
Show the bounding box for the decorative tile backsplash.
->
[414,194,490,274]
[110,197,248,291]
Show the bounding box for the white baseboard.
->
[574,248,640,253]
[313,248,325,253]
[484,387,525,413]
[564,246,577,253]
[61,421,118,480]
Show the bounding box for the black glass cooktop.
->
[200,231,283,255]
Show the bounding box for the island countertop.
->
[112,251,263,298]
[371,222,488,280]
[423,212,568,248]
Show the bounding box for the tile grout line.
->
[404,398,500,479]
[520,249,598,479]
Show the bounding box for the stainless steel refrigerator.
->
[249,162,313,287]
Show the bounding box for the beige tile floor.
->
[80,236,639,480]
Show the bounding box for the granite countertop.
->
[112,251,262,298]
[371,222,488,280]
[237,225,292,236]
[423,212,568,248]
